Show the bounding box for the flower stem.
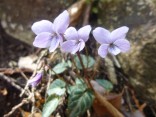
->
[77,51,86,76]
[70,54,79,76]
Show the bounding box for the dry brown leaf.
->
[67,0,86,26]
[93,92,123,117]
[20,109,42,117]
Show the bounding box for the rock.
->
[97,0,156,105]
[0,0,72,45]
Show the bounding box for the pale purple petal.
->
[71,44,80,54]
[33,32,52,48]
[108,45,121,55]
[98,44,109,58]
[79,40,85,51]
[93,27,111,44]
[31,20,53,35]
[64,27,78,40]
[61,40,79,54]
[114,39,130,52]
[78,25,91,42]
[53,10,70,33]
[49,35,62,52]
[28,73,42,87]
[110,26,129,42]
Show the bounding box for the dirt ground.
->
[0,23,33,116]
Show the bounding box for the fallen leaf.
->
[67,0,86,25]
[93,92,123,117]
[20,109,42,117]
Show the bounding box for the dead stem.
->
[125,86,133,112]
[30,88,36,117]
[4,98,30,117]
[0,73,29,96]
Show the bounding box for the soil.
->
[0,23,33,116]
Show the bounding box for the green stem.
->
[70,54,79,76]
[51,69,64,81]
[77,52,86,76]
[85,47,89,68]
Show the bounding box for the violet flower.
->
[28,73,42,87]
[93,26,130,58]
[31,10,70,52]
[61,25,91,54]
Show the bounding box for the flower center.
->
[51,33,57,38]
[110,43,115,48]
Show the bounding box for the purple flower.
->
[61,25,91,54]
[93,26,130,58]
[28,73,42,87]
[31,10,70,52]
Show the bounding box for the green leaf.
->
[47,87,66,96]
[49,79,66,89]
[74,54,95,69]
[52,62,69,75]
[67,84,87,94]
[67,60,72,67]
[42,95,59,117]
[68,89,94,117]
[67,78,87,94]
[75,78,85,85]
[96,79,113,91]
[47,79,66,96]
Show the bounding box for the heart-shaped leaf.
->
[47,87,66,96]
[49,79,66,89]
[47,79,66,96]
[67,78,86,94]
[52,62,69,75]
[74,54,95,69]
[42,95,59,117]
[68,88,94,117]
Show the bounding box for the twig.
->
[4,98,30,117]
[64,75,75,85]
[20,83,29,97]
[45,75,53,98]
[130,88,146,111]
[19,69,29,80]
[20,50,48,97]
[82,0,92,26]
[0,73,29,96]
[0,68,32,75]
[87,110,91,117]
[30,88,36,117]
[125,86,133,112]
